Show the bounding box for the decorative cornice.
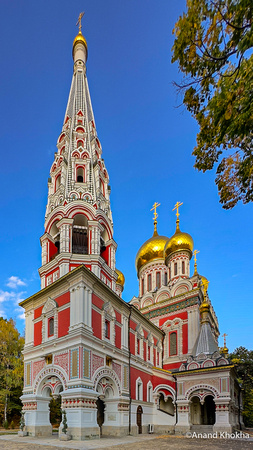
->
[143,296,199,319]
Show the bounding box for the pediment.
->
[42,297,58,314]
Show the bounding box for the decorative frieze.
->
[33,360,45,381]
[92,354,104,375]
[62,398,97,409]
[54,353,68,374]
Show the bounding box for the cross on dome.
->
[76,12,85,33]
[193,249,200,274]
[150,202,160,236]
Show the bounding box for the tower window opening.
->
[141,278,144,296]
[55,174,61,191]
[147,274,152,292]
[76,167,84,183]
[170,332,177,356]
[137,338,140,355]
[164,271,168,285]
[105,319,110,339]
[48,318,54,337]
[174,262,177,276]
[156,272,161,289]
[182,261,185,274]
[72,225,88,254]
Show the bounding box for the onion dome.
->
[73,32,88,53]
[164,218,193,260]
[135,219,168,276]
[115,269,125,288]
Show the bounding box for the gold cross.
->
[76,12,85,33]
[193,249,200,264]
[222,333,228,347]
[172,201,183,219]
[150,202,160,221]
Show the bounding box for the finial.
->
[222,333,228,347]
[151,202,160,236]
[193,249,200,275]
[172,201,183,231]
[76,12,85,33]
[200,277,209,299]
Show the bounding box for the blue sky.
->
[0,1,252,351]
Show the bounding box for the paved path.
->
[0,433,252,450]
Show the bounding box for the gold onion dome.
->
[72,32,88,56]
[135,221,168,275]
[164,219,194,260]
[115,269,125,287]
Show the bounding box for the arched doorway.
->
[203,395,215,425]
[96,397,105,436]
[137,405,143,434]
[191,395,215,425]
[191,396,202,425]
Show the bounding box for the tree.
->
[0,318,24,425]
[172,0,253,209]
[230,346,253,427]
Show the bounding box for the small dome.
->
[72,32,88,53]
[136,228,168,275]
[164,220,193,260]
[115,269,125,287]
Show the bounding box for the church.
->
[19,18,242,440]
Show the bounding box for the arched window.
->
[136,378,143,401]
[55,174,61,191]
[48,317,54,337]
[72,214,88,255]
[182,261,185,274]
[147,274,152,292]
[156,272,161,289]
[164,271,168,286]
[174,262,177,276]
[76,167,84,183]
[170,332,177,356]
[141,278,144,295]
[105,319,110,339]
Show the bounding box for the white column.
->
[25,311,34,346]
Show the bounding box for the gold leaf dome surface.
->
[73,32,88,52]
[115,269,125,287]
[136,232,168,275]
[164,221,193,260]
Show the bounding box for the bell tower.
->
[39,17,117,291]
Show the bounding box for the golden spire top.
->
[222,333,228,347]
[172,201,183,231]
[151,202,160,236]
[201,278,209,298]
[193,249,200,274]
[76,12,85,33]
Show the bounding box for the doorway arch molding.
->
[153,384,176,402]
[185,384,219,403]
[93,367,121,396]
[34,366,68,395]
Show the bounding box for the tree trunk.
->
[4,393,8,422]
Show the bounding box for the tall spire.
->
[39,19,117,291]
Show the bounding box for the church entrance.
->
[191,395,215,425]
[49,393,62,433]
[137,405,143,434]
[96,397,105,436]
